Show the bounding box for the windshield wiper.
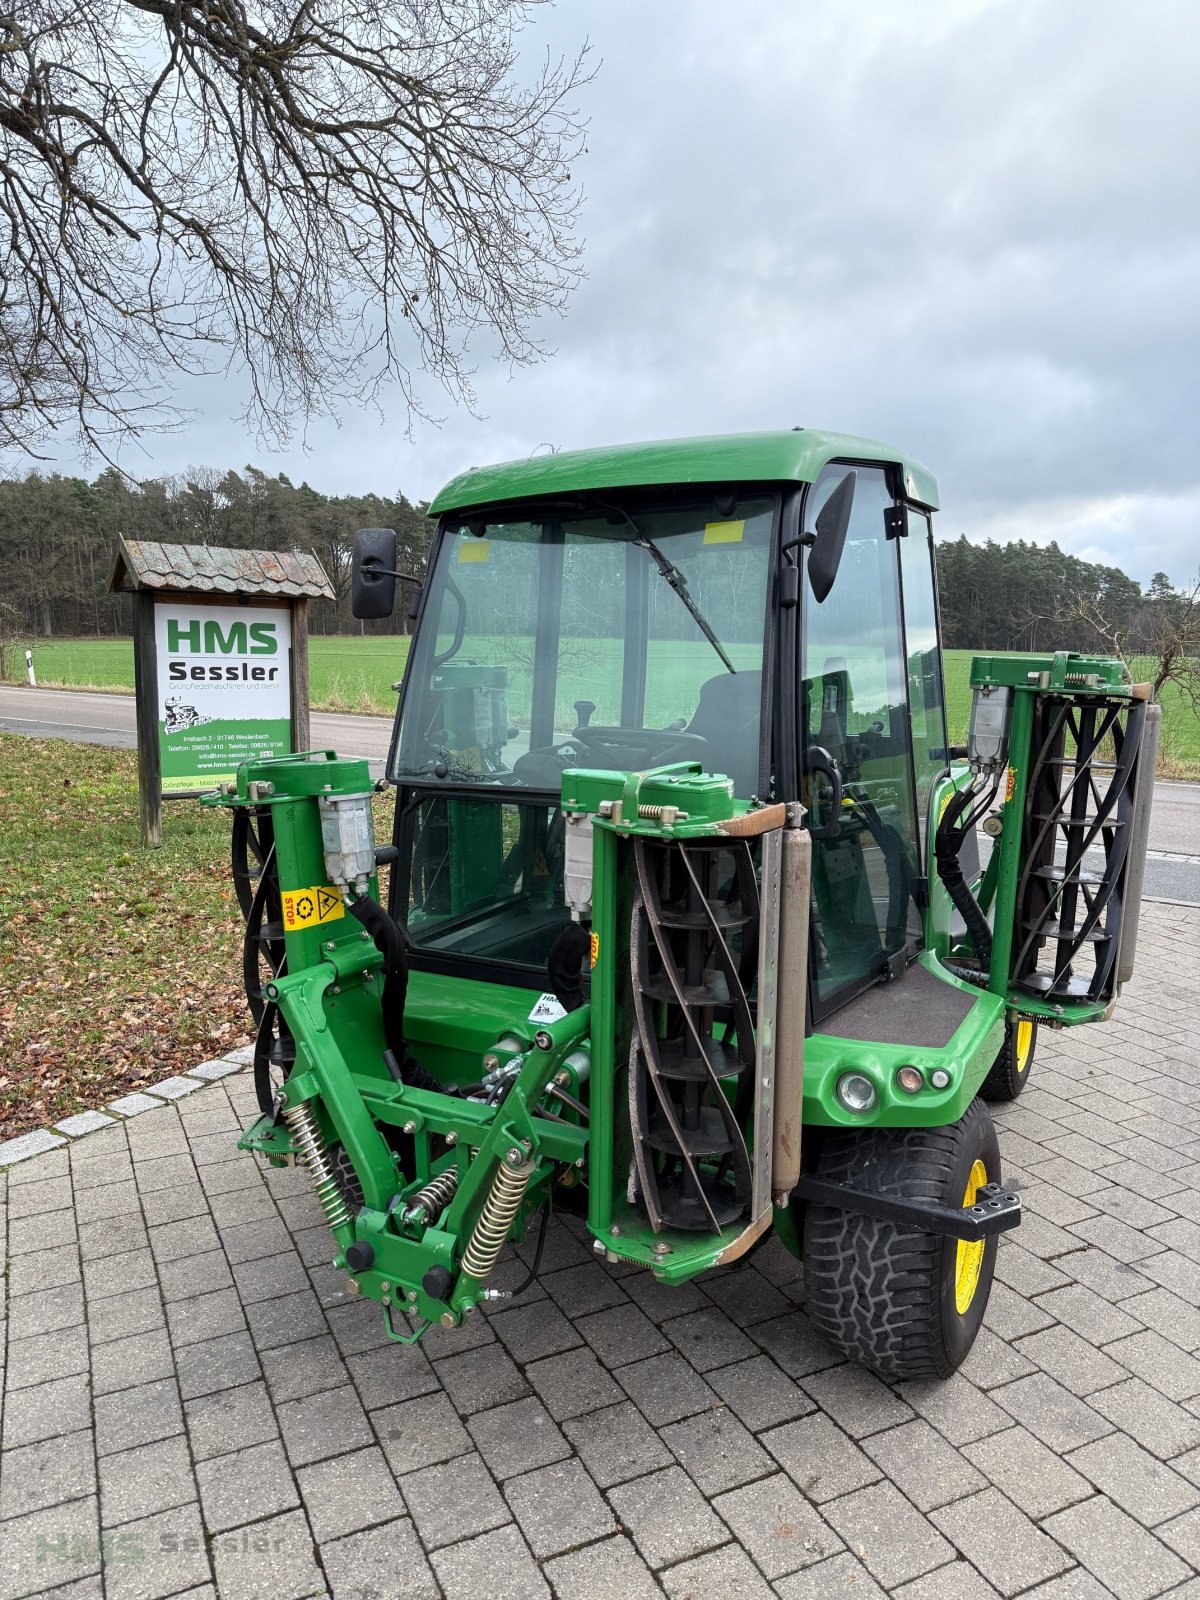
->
[580,497,735,675]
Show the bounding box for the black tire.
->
[802,1098,1001,1380]
[329,1144,364,1212]
[981,1013,1038,1102]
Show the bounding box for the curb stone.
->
[0,1044,254,1169]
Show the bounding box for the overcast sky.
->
[18,0,1200,584]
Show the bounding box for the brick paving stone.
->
[88,1285,166,1346]
[466,1396,571,1480]
[713,1472,842,1579]
[1103,1328,1200,1400]
[660,1405,773,1495]
[1066,1434,1200,1527]
[91,1329,175,1397]
[488,1299,582,1363]
[2,1373,93,1449]
[103,1502,214,1600]
[0,1495,102,1600]
[260,1335,347,1404]
[959,1328,1038,1390]
[898,1373,1011,1446]
[999,1572,1112,1600]
[375,1391,472,1475]
[432,1525,548,1600]
[244,1288,328,1351]
[0,1429,95,1520]
[609,1465,728,1569]
[296,1444,406,1542]
[1036,1283,1145,1343]
[98,1434,196,1527]
[863,1418,987,1512]
[801,1364,915,1439]
[94,1377,183,1456]
[762,1411,882,1503]
[576,1302,671,1368]
[660,1305,757,1372]
[398,1451,510,1550]
[164,1287,246,1347]
[184,1382,278,1462]
[612,1351,718,1427]
[539,1260,629,1318]
[561,1401,671,1491]
[750,1312,844,1379]
[7,1174,73,1217]
[621,1271,709,1325]
[344,1342,440,1412]
[504,1457,615,1557]
[174,1331,262,1402]
[662,1543,774,1600]
[228,1251,308,1305]
[0,1129,68,1165]
[1159,1505,1200,1569]
[433,1342,530,1414]
[1089,1376,1200,1461]
[1122,1287,1200,1350]
[1044,1495,1191,1600]
[277,1383,372,1467]
[992,1374,1112,1453]
[520,1345,622,1422]
[158,1249,234,1304]
[707,1354,814,1432]
[931,1486,1072,1596]
[321,1515,440,1600]
[10,1242,80,1295]
[10,1283,82,1341]
[1060,1247,1155,1302]
[83,1247,158,1302]
[968,1424,1091,1520]
[6,1326,90,1390]
[195,1439,299,1532]
[824,1481,955,1590]
[893,1566,1005,1600]
[982,1281,1059,1340]
[208,1507,324,1600]
[1012,1325,1129,1396]
[701,1265,791,1326]
[773,1552,887,1599]
[544,1534,664,1600]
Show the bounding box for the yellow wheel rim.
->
[1015,1018,1034,1074]
[954,1158,989,1315]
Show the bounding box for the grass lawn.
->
[5,635,1197,775]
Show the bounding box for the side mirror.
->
[352,528,398,619]
[807,471,857,604]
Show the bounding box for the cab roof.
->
[428,428,939,516]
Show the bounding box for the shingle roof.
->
[108,537,334,600]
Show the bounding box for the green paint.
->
[429,428,940,515]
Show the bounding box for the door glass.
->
[899,508,949,856]
[802,466,921,1014]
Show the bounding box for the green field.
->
[5,635,1197,774]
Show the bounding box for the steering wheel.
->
[571,725,710,767]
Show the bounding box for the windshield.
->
[393,494,775,797]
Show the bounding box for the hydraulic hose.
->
[935,782,995,970]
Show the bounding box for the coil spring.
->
[283,1101,352,1233]
[636,803,690,822]
[403,1167,459,1225]
[461,1155,534,1282]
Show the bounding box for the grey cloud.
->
[9,0,1198,584]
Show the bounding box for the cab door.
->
[801,464,923,1021]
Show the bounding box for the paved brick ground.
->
[2,900,1199,1600]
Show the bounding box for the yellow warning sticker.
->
[458,538,490,564]
[703,520,745,545]
[282,885,345,932]
[1005,767,1017,804]
[589,932,600,969]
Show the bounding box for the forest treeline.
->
[0,465,1185,651]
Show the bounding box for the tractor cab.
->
[213,430,1157,1380]
[381,436,946,1028]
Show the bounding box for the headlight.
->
[836,1072,877,1113]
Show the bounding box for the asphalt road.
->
[3,683,1198,904]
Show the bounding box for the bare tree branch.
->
[0,0,591,458]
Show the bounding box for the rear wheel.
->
[981,1013,1037,1102]
[802,1098,1001,1380]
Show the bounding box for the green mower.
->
[208,430,1157,1380]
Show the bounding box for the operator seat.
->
[685,670,762,799]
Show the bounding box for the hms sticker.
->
[282,886,345,931]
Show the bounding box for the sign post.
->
[109,540,333,847]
